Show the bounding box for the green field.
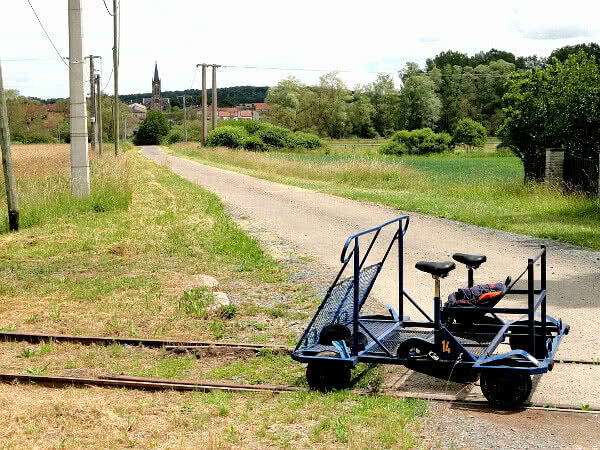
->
[170,142,600,250]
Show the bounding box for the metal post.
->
[212,65,217,130]
[68,0,90,198]
[201,64,207,145]
[468,268,474,288]
[527,258,535,357]
[541,245,547,355]
[398,222,403,321]
[113,0,119,155]
[434,277,441,332]
[0,60,19,231]
[352,237,360,356]
[96,74,103,155]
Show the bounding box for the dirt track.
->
[141,146,600,412]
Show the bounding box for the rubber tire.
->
[480,371,532,409]
[319,325,367,352]
[306,351,351,392]
[509,320,548,359]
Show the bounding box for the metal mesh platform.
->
[296,263,382,350]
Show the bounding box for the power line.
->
[26,0,69,68]
[102,67,113,92]
[101,0,114,16]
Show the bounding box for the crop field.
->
[0,144,426,448]
[170,141,600,250]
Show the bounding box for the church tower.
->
[151,62,162,110]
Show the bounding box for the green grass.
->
[170,143,600,250]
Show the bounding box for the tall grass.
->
[171,144,600,249]
[0,144,132,233]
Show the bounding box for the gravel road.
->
[142,146,600,446]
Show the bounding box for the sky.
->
[2,0,600,100]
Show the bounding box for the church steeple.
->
[153,61,160,83]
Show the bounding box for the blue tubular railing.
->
[339,216,410,357]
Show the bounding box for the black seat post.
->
[433,275,441,331]
[467,267,474,288]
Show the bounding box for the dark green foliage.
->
[256,124,292,148]
[16,133,57,144]
[217,119,269,135]
[243,135,267,152]
[381,128,451,155]
[134,110,169,145]
[286,131,323,149]
[452,119,487,150]
[206,126,248,148]
[167,128,184,144]
[549,43,600,65]
[500,51,600,181]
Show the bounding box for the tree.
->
[452,118,487,151]
[500,51,600,181]
[134,109,169,145]
[549,43,600,65]
[311,72,352,138]
[265,77,305,130]
[364,74,399,136]
[347,88,375,138]
[397,63,441,130]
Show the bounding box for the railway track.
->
[1,331,599,413]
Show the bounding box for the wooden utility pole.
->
[212,65,218,130]
[113,0,119,155]
[86,55,100,152]
[96,74,103,155]
[0,61,19,231]
[201,64,207,145]
[68,0,90,198]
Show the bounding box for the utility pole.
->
[0,60,19,231]
[212,65,218,130]
[113,0,119,155]
[96,74,103,155]
[68,0,90,198]
[201,64,207,145]
[178,95,187,142]
[86,55,100,152]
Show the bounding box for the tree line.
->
[265,43,600,140]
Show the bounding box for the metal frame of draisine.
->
[291,216,570,408]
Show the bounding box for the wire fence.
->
[563,152,599,196]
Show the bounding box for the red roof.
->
[240,111,252,117]
[254,103,270,110]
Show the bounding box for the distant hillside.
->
[119,86,269,108]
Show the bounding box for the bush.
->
[206,126,248,148]
[286,131,323,149]
[382,128,451,155]
[167,127,184,144]
[134,110,169,145]
[218,119,269,135]
[18,133,57,144]
[256,124,291,148]
[379,140,407,155]
[243,135,267,152]
[453,119,487,151]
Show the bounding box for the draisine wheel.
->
[397,337,433,360]
[480,371,532,409]
[306,351,351,392]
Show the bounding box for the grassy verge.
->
[0,144,426,448]
[169,142,600,250]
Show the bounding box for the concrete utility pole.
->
[96,74,103,155]
[86,55,100,152]
[201,64,207,145]
[68,0,90,198]
[0,60,19,231]
[212,65,218,130]
[113,0,119,155]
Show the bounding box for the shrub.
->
[218,119,269,135]
[167,127,184,144]
[382,128,451,155]
[206,126,248,148]
[379,140,407,155]
[453,119,487,151]
[243,135,267,152]
[286,131,323,149]
[134,110,169,145]
[256,124,291,148]
[18,133,57,144]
